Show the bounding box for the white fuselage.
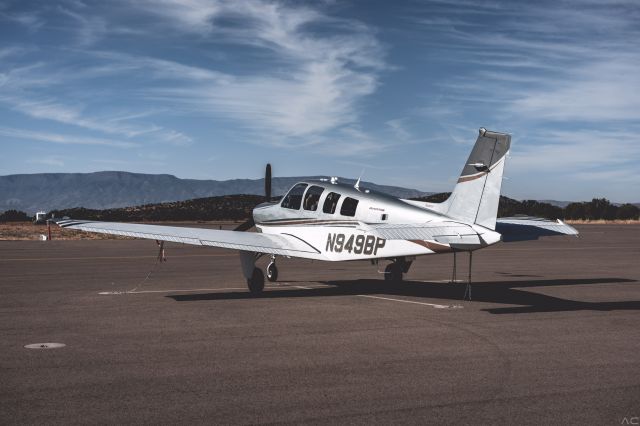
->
[253,180,501,261]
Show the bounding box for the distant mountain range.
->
[2,171,636,214]
[0,171,433,214]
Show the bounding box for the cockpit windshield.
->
[281,183,308,210]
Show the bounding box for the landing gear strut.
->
[464,251,473,301]
[451,250,473,301]
[451,250,457,283]
[266,255,278,282]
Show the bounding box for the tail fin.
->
[440,128,511,230]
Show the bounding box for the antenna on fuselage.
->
[354,169,365,191]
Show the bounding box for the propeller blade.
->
[233,218,255,232]
[236,163,270,232]
[265,163,272,202]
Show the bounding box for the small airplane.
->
[56,128,578,295]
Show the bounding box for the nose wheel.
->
[267,257,278,282]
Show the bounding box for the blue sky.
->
[1,0,639,202]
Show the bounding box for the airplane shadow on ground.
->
[167,277,640,314]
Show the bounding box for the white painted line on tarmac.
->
[98,283,321,295]
[99,286,246,295]
[358,294,462,309]
[130,287,247,294]
[3,253,235,262]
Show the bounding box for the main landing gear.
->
[239,251,265,296]
[266,255,278,282]
[239,252,277,295]
[384,258,412,284]
[451,249,474,301]
[247,267,265,294]
[384,263,403,283]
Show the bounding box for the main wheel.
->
[384,263,403,283]
[247,267,265,295]
[267,262,278,282]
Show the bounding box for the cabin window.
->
[381,214,388,221]
[281,183,308,210]
[340,197,359,217]
[323,192,341,214]
[303,185,324,211]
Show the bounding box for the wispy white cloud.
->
[383,118,438,146]
[0,42,194,147]
[508,129,640,193]
[0,58,194,145]
[89,157,166,168]
[134,0,222,35]
[408,0,640,163]
[511,59,640,122]
[1,0,386,157]
[58,6,107,46]
[86,50,229,82]
[386,118,412,142]
[313,127,390,157]
[232,124,391,157]
[445,4,637,119]
[5,97,192,145]
[124,0,386,140]
[27,155,66,167]
[1,10,44,31]
[0,126,139,148]
[0,46,30,59]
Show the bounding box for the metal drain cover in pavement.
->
[24,343,66,350]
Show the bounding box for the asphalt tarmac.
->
[1,224,639,424]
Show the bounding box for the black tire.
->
[247,267,265,295]
[384,263,403,283]
[267,262,278,282]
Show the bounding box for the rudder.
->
[441,128,511,230]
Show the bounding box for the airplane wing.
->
[495,217,579,242]
[55,219,326,259]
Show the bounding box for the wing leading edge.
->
[56,220,327,259]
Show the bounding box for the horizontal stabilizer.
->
[495,217,579,242]
[363,222,477,242]
[362,221,502,250]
